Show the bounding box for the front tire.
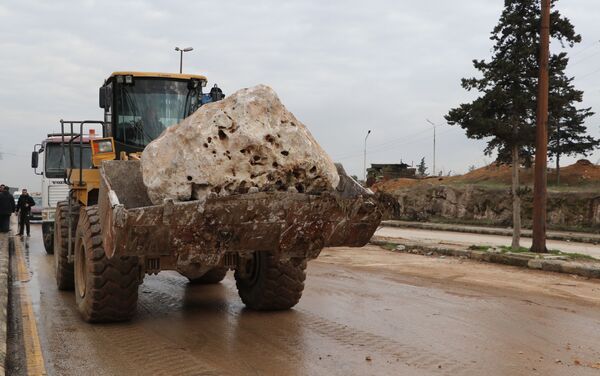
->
[43,225,54,254]
[234,252,307,310]
[54,201,79,290]
[74,206,140,323]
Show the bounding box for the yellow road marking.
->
[14,237,47,376]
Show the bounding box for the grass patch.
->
[547,249,597,261]
[468,245,490,251]
[379,242,399,251]
[499,246,529,253]
[494,246,598,262]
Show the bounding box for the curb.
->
[0,233,9,376]
[371,237,600,280]
[382,220,600,245]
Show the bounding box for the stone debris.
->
[142,85,339,205]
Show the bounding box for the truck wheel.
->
[234,252,307,310]
[43,228,54,254]
[188,268,228,284]
[54,201,79,290]
[74,206,140,323]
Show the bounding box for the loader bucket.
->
[98,160,381,264]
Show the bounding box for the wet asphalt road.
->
[8,224,600,375]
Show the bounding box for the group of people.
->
[0,184,36,236]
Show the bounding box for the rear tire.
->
[188,268,228,284]
[74,206,140,323]
[234,252,306,310]
[43,228,54,254]
[54,201,79,290]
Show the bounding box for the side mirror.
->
[99,87,106,108]
[31,151,39,169]
[99,86,112,109]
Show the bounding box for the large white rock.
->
[141,85,340,205]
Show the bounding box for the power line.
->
[333,126,438,160]
[367,127,433,150]
[570,39,600,58]
[576,67,600,80]
[334,127,454,161]
[570,48,600,67]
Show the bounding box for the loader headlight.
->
[92,139,113,154]
[91,137,117,167]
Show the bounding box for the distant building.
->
[366,163,416,186]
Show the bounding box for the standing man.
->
[16,188,35,237]
[0,184,15,233]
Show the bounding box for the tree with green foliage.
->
[445,0,593,250]
[417,157,428,176]
[548,66,598,184]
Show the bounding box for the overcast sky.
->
[1,0,599,189]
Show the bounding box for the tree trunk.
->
[511,144,521,251]
[556,152,560,185]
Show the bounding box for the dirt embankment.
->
[374,160,600,232]
[373,159,600,192]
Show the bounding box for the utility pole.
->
[363,130,371,182]
[426,119,437,176]
[531,0,550,253]
[174,47,193,73]
[556,122,561,185]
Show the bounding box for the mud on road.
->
[7,224,600,375]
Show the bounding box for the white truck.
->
[32,134,93,253]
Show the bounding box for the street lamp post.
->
[175,46,193,73]
[364,130,371,183]
[426,119,437,176]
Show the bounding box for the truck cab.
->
[31,134,94,253]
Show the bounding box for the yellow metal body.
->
[68,169,101,206]
[91,137,116,167]
[69,136,118,206]
[71,70,208,208]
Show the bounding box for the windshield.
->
[44,143,93,178]
[114,78,201,148]
[33,196,42,207]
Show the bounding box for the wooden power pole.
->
[531,0,551,253]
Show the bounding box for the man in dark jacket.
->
[16,188,35,236]
[0,184,15,233]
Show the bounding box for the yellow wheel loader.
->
[50,71,381,323]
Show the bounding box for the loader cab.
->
[99,72,225,156]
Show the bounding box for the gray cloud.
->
[0,0,598,189]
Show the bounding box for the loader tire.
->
[43,231,53,254]
[188,268,228,284]
[234,252,306,310]
[54,201,79,290]
[74,206,140,323]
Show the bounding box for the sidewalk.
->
[372,222,600,280]
[382,220,600,244]
[375,225,600,260]
[370,235,600,280]
[0,233,9,376]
